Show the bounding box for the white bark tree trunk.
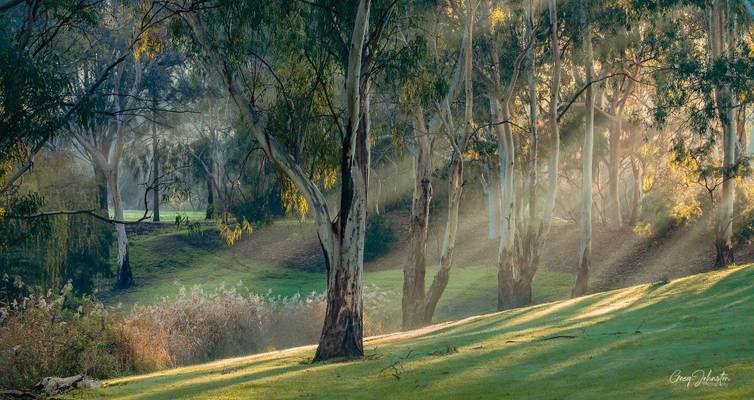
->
[108,167,133,289]
[540,0,560,243]
[152,97,160,222]
[607,105,623,229]
[573,5,595,297]
[709,0,736,268]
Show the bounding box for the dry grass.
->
[0,283,399,390]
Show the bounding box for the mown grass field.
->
[115,209,206,223]
[74,264,754,399]
[102,222,572,323]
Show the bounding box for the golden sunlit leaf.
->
[670,200,702,225]
[490,7,506,28]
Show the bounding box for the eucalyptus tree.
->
[648,0,753,268]
[399,0,475,329]
[572,0,596,297]
[0,1,94,194]
[477,0,559,309]
[582,2,653,231]
[419,0,477,326]
[141,50,190,221]
[498,0,563,309]
[477,0,528,310]
[0,0,167,198]
[180,83,237,221]
[174,0,401,361]
[707,0,743,267]
[69,0,164,289]
[71,56,146,290]
[602,38,639,229]
[0,0,173,289]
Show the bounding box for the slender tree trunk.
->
[482,171,498,240]
[495,99,517,309]
[738,104,747,159]
[509,0,541,308]
[485,0,518,311]
[152,97,160,222]
[375,177,381,215]
[109,169,134,290]
[205,174,214,220]
[607,117,622,229]
[496,0,553,310]
[402,107,432,330]
[93,163,109,213]
[573,7,594,298]
[211,158,224,220]
[540,0,561,247]
[629,156,643,226]
[423,153,462,322]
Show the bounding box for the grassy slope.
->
[101,227,325,307]
[104,224,571,322]
[75,264,754,400]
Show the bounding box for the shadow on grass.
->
[88,265,754,399]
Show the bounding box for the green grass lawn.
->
[74,264,754,399]
[101,227,324,307]
[114,209,205,222]
[103,226,573,323]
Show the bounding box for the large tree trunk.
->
[402,107,432,330]
[573,6,594,298]
[108,170,134,290]
[152,98,160,222]
[313,0,371,361]
[315,81,371,361]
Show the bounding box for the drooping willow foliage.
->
[0,151,113,302]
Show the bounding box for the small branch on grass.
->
[539,335,578,341]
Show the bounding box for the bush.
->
[0,282,131,390]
